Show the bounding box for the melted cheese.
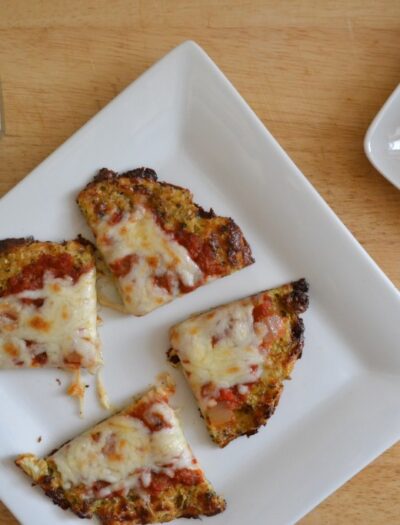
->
[67,369,85,417]
[96,369,111,410]
[95,207,203,315]
[0,270,101,370]
[95,249,127,313]
[52,400,195,496]
[171,302,268,406]
[147,402,194,469]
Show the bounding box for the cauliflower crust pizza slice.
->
[0,236,101,371]
[16,375,226,524]
[77,167,254,316]
[0,237,103,409]
[168,279,309,448]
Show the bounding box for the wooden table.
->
[0,1,399,523]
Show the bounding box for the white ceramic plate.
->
[1,41,400,525]
[364,83,400,189]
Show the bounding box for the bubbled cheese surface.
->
[52,399,196,497]
[171,300,268,405]
[95,207,203,315]
[0,269,100,369]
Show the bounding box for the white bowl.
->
[364,83,400,189]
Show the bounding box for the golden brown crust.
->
[0,237,95,296]
[169,279,309,448]
[77,167,254,280]
[215,279,308,447]
[15,465,226,524]
[0,237,35,253]
[16,378,226,524]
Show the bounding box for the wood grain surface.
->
[0,1,399,524]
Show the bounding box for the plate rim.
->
[364,82,400,190]
[188,39,399,298]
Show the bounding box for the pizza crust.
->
[77,167,254,316]
[16,375,226,524]
[169,279,309,447]
[0,237,102,371]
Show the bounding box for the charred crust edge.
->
[0,237,35,253]
[92,167,117,182]
[82,167,254,268]
[225,219,255,266]
[74,234,94,247]
[86,167,193,196]
[215,396,281,447]
[42,480,93,518]
[0,237,96,256]
[197,206,216,219]
[18,459,226,522]
[292,277,309,295]
[74,235,97,255]
[167,348,180,365]
[122,167,158,181]
[290,317,305,359]
[91,167,158,185]
[244,428,259,438]
[43,487,71,512]
[280,278,309,314]
[291,278,309,313]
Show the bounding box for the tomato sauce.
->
[128,398,172,432]
[153,273,173,294]
[173,230,225,277]
[3,253,89,297]
[148,468,204,494]
[252,297,273,323]
[32,352,48,366]
[109,254,138,277]
[108,210,124,225]
[178,281,196,294]
[217,387,245,410]
[202,383,252,410]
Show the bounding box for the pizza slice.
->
[168,279,309,447]
[0,237,103,407]
[77,167,254,316]
[16,375,226,524]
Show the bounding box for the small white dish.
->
[0,41,400,525]
[364,83,400,189]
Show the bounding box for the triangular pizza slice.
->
[168,279,309,447]
[16,375,226,523]
[77,167,254,316]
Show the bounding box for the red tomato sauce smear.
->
[173,230,225,276]
[2,253,90,297]
[148,469,204,494]
[128,397,172,432]
[201,383,254,410]
[91,468,204,499]
[252,296,273,323]
[109,254,138,278]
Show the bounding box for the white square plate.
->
[364,83,400,189]
[1,41,400,525]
